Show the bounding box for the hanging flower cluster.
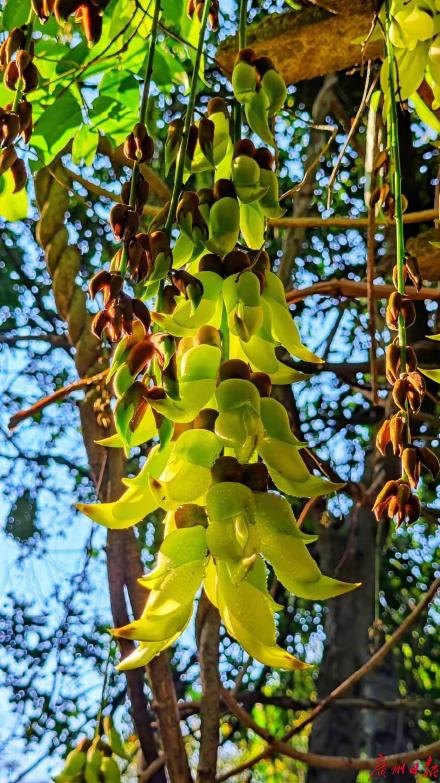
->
[77,0,358,671]
[373,1,440,528]
[54,715,130,783]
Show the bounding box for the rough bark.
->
[195,595,221,783]
[217,0,381,85]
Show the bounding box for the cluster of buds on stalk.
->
[32,0,109,44]
[89,270,151,343]
[186,0,219,30]
[0,26,38,192]
[374,252,439,526]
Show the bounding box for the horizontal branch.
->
[0,333,70,349]
[178,694,440,718]
[219,688,440,776]
[285,278,440,304]
[8,369,109,431]
[52,166,438,231]
[270,207,437,229]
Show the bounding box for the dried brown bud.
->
[11,157,27,192]
[376,418,391,456]
[385,340,399,385]
[389,411,407,456]
[402,447,420,489]
[418,446,440,480]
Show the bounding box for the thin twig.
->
[218,687,440,778]
[8,369,109,431]
[366,105,379,404]
[280,126,337,200]
[326,63,377,210]
[285,278,440,304]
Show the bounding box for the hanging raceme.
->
[373,0,440,528]
[75,0,359,671]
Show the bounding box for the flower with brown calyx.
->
[373,478,420,527]
[392,371,425,413]
[385,291,416,330]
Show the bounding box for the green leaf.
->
[32,89,82,168]
[72,125,99,166]
[410,92,440,133]
[0,171,28,221]
[3,0,30,27]
[420,367,440,383]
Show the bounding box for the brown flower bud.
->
[80,3,103,45]
[405,493,421,525]
[211,455,244,484]
[4,28,26,64]
[373,479,400,521]
[242,462,269,492]
[89,269,112,300]
[0,145,17,175]
[213,178,236,201]
[1,112,20,146]
[233,139,256,158]
[4,60,19,90]
[127,339,156,376]
[253,147,274,170]
[91,309,110,339]
[22,61,39,93]
[389,411,407,456]
[223,249,252,276]
[400,297,416,328]
[405,254,422,291]
[376,418,391,456]
[418,446,440,480]
[16,50,32,77]
[250,372,272,397]
[17,98,32,142]
[193,408,218,430]
[392,377,408,411]
[207,96,228,118]
[162,284,179,314]
[11,157,27,192]
[132,298,151,332]
[175,504,208,529]
[199,253,223,275]
[402,447,420,489]
[219,359,251,382]
[235,47,256,65]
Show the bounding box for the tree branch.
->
[217,688,440,777]
[196,594,221,783]
[217,577,440,780]
[8,369,109,431]
[285,278,440,304]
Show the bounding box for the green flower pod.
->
[256,519,359,600]
[245,89,275,147]
[231,154,269,203]
[258,168,285,217]
[256,59,287,116]
[59,749,87,779]
[223,271,264,341]
[215,377,263,459]
[215,557,308,670]
[206,191,241,255]
[149,429,222,509]
[232,48,257,104]
[152,272,223,337]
